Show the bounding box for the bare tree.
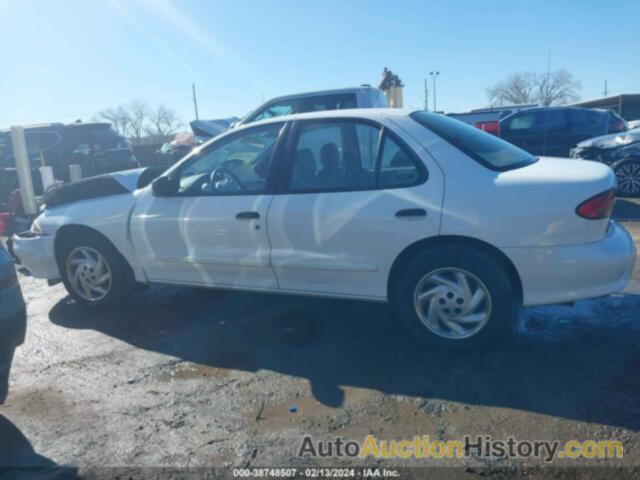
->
[145,104,182,141]
[94,105,130,137]
[536,69,581,106]
[95,100,182,144]
[487,70,580,106]
[486,71,538,106]
[125,99,149,145]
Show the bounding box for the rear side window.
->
[572,109,608,136]
[540,109,570,130]
[287,120,425,192]
[412,111,537,171]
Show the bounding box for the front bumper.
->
[504,222,636,307]
[11,232,60,280]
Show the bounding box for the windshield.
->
[411,111,537,171]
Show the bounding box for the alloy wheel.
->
[413,267,492,340]
[66,246,112,302]
[616,161,640,196]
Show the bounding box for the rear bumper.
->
[11,233,60,280]
[505,222,636,307]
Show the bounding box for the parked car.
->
[0,122,138,211]
[448,104,537,136]
[0,242,26,403]
[235,86,388,127]
[11,110,635,350]
[571,129,640,197]
[499,107,627,157]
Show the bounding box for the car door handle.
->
[236,211,260,220]
[395,208,427,218]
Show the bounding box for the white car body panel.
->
[267,116,444,300]
[129,190,277,289]
[11,109,636,309]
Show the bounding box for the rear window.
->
[248,93,357,123]
[411,111,537,171]
[86,127,124,147]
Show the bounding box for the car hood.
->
[43,167,164,209]
[576,129,640,149]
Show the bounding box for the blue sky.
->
[1,0,638,128]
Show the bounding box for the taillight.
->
[614,121,626,132]
[0,274,18,290]
[475,121,500,136]
[576,189,616,219]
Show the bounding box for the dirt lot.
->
[1,218,639,479]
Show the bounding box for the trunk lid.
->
[496,157,616,245]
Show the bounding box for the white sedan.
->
[12,109,636,349]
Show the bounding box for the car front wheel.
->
[613,157,640,198]
[58,232,133,308]
[394,247,518,350]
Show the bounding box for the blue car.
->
[0,242,26,403]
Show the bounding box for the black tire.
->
[612,157,640,198]
[57,231,134,308]
[393,246,518,351]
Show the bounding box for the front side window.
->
[173,123,283,195]
[412,111,537,171]
[288,120,425,192]
[507,112,538,130]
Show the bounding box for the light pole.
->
[430,71,440,112]
[424,77,429,111]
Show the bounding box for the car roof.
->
[237,108,417,128]
[0,122,111,134]
[264,86,381,103]
[508,106,609,114]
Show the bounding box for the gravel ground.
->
[0,220,639,479]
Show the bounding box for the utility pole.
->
[424,77,429,111]
[430,71,440,112]
[192,83,199,120]
[603,80,608,97]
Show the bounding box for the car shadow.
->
[49,286,640,431]
[613,198,640,220]
[1,353,77,479]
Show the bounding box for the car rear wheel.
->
[394,247,518,350]
[58,232,133,308]
[613,157,640,198]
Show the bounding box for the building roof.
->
[573,94,640,109]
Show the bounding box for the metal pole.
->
[10,126,38,215]
[430,71,439,112]
[424,78,429,111]
[192,83,199,120]
[433,75,437,112]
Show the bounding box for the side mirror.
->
[151,176,176,197]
